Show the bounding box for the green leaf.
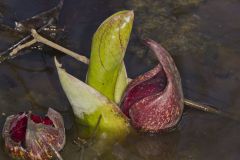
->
[114,63,128,103]
[86,10,134,102]
[55,58,130,141]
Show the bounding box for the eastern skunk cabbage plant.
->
[2,108,65,160]
[55,11,133,146]
[121,39,184,133]
[56,10,183,138]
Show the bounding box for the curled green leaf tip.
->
[86,10,134,103]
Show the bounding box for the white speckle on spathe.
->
[124,16,131,23]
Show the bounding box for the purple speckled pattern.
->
[2,108,65,160]
[121,39,184,133]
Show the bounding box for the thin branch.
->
[184,99,222,114]
[31,29,89,64]
[10,39,37,56]
[0,18,54,57]
[184,99,239,121]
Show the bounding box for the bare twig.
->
[10,39,37,56]
[0,0,64,58]
[2,28,89,64]
[0,18,54,58]
[31,29,89,64]
[184,99,222,114]
[184,99,239,121]
[22,0,64,23]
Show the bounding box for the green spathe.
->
[114,63,128,103]
[86,10,134,103]
[55,58,130,140]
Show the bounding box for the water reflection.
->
[111,131,180,160]
[0,0,240,159]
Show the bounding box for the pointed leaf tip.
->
[55,58,110,118]
[86,10,134,102]
[55,58,130,140]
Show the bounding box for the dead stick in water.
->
[4,29,233,117]
[10,39,37,56]
[184,99,239,121]
[31,29,89,64]
[0,18,55,57]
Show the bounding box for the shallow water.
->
[0,0,240,159]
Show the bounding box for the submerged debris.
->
[0,0,65,62]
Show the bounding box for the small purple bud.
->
[2,108,65,160]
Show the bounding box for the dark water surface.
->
[0,0,240,159]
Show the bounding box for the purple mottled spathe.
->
[2,108,65,160]
[121,39,184,133]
